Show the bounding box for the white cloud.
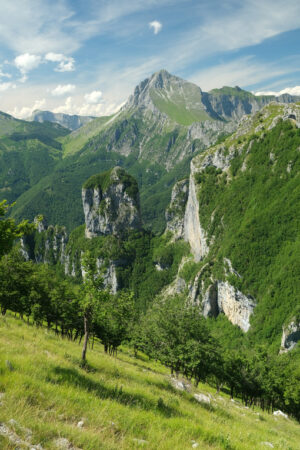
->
[8,98,46,119]
[84,90,103,104]
[0,69,11,79]
[51,84,76,96]
[14,53,41,81]
[0,0,172,54]
[0,82,16,92]
[45,53,75,72]
[149,20,162,35]
[52,96,121,117]
[255,86,300,96]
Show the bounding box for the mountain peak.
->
[124,69,205,120]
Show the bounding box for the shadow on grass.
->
[47,366,179,418]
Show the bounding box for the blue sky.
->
[0,0,300,118]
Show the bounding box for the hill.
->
[0,113,70,205]
[1,314,299,450]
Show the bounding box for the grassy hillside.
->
[1,314,299,450]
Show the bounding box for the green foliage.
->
[195,120,300,345]
[0,200,35,258]
[0,118,69,205]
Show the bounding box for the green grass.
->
[0,315,299,449]
[150,89,212,126]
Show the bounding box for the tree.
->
[94,290,135,355]
[80,251,108,362]
[0,200,35,257]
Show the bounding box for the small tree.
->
[80,251,108,362]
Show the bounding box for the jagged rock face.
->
[280,320,300,353]
[165,179,189,239]
[82,167,142,239]
[187,260,255,332]
[21,218,68,265]
[184,160,209,261]
[217,281,255,332]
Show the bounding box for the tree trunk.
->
[81,314,89,361]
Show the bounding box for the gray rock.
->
[82,167,142,239]
[217,281,255,332]
[261,443,274,448]
[273,410,288,419]
[184,162,209,261]
[280,320,300,353]
[77,420,84,428]
[170,378,191,392]
[194,393,211,404]
[165,179,189,240]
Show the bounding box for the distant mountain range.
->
[1,69,300,233]
[29,110,95,131]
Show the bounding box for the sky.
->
[0,0,300,119]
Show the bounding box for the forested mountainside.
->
[0,112,69,205]
[21,101,300,355]
[1,69,298,234]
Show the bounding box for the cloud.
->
[52,95,121,117]
[14,53,41,81]
[84,90,103,104]
[0,68,11,79]
[45,53,75,72]
[8,98,46,119]
[0,82,16,92]
[255,86,300,96]
[51,84,76,96]
[149,20,162,35]
[0,0,172,54]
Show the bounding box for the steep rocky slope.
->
[166,102,300,349]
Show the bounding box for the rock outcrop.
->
[165,179,189,240]
[280,320,300,353]
[184,161,209,261]
[21,217,68,265]
[217,281,255,332]
[82,167,142,239]
[188,262,255,332]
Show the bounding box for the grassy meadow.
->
[0,314,299,449]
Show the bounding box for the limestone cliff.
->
[21,217,68,265]
[82,167,142,239]
[165,179,189,240]
[184,161,209,261]
[188,263,255,332]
